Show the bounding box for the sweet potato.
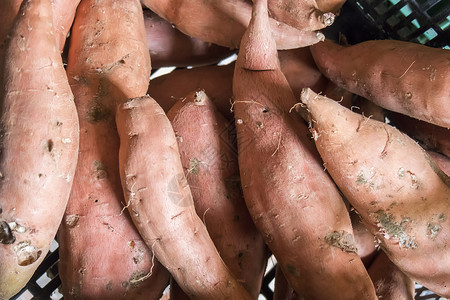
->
[0,0,80,52]
[140,0,325,50]
[116,95,252,299]
[0,0,79,298]
[278,47,328,97]
[322,80,353,108]
[57,0,169,298]
[267,0,336,31]
[273,265,300,300]
[148,47,326,119]
[315,0,346,13]
[143,9,234,68]
[310,39,450,127]
[386,110,450,157]
[350,209,377,267]
[167,90,268,298]
[368,251,415,300]
[300,87,450,297]
[148,63,235,118]
[426,151,450,176]
[232,0,376,298]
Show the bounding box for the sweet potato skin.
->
[143,9,234,68]
[58,0,169,297]
[301,88,450,297]
[369,251,415,300]
[232,0,376,299]
[0,0,80,52]
[116,96,252,299]
[310,39,450,127]
[273,265,301,300]
[141,0,324,49]
[0,0,79,298]
[368,251,415,300]
[167,91,268,298]
[148,63,235,118]
[148,47,326,119]
[387,110,450,157]
[267,0,336,31]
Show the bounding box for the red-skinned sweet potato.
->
[386,110,450,158]
[167,90,268,298]
[315,0,346,13]
[148,63,235,118]
[141,0,325,50]
[232,0,376,298]
[116,95,252,299]
[350,209,377,267]
[143,9,234,68]
[278,47,328,98]
[426,151,450,176]
[148,47,326,119]
[301,87,450,297]
[57,0,169,298]
[368,251,415,300]
[0,0,79,297]
[273,265,301,300]
[310,39,450,127]
[267,0,336,31]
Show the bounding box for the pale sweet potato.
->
[58,0,169,298]
[301,87,450,297]
[232,0,376,298]
[167,90,268,298]
[0,0,79,297]
[310,39,450,127]
[141,0,325,50]
[116,95,252,299]
[0,0,80,52]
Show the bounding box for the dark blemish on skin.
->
[94,199,99,203]
[47,139,53,152]
[0,221,15,244]
[356,172,367,184]
[262,108,269,113]
[86,102,111,123]
[286,264,300,277]
[56,121,62,127]
[93,160,108,179]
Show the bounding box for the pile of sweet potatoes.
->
[0,0,448,299]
